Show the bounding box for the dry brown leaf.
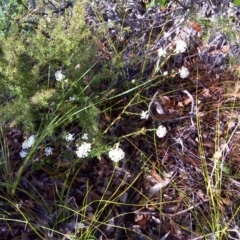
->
[177,101,184,107]
[135,214,144,222]
[150,167,162,182]
[202,88,212,97]
[148,173,174,195]
[227,120,236,131]
[154,101,165,115]
[196,189,208,201]
[135,214,147,230]
[221,198,232,206]
[149,180,171,195]
[221,45,229,53]
[24,200,35,208]
[189,21,203,32]
[104,112,112,122]
[169,219,181,235]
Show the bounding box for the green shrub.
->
[0,0,102,134]
[0,0,28,36]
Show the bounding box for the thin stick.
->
[182,89,195,127]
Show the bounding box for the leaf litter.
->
[1,0,240,239]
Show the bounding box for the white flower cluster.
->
[44,147,53,156]
[76,142,91,158]
[20,135,36,158]
[140,111,150,120]
[69,96,75,102]
[157,48,167,58]
[55,70,65,82]
[108,147,125,163]
[81,133,89,140]
[163,71,168,76]
[156,125,167,138]
[65,133,75,142]
[22,135,36,149]
[175,40,187,54]
[179,66,189,79]
[19,150,28,158]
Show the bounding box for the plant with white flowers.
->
[108,146,125,163]
[55,70,65,82]
[174,40,187,54]
[156,125,167,138]
[76,142,92,158]
[179,66,189,79]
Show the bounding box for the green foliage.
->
[0,0,102,134]
[234,0,240,6]
[0,0,116,181]
[0,0,27,35]
[147,0,168,8]
[31,88,56,107]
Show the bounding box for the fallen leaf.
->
[149,179,171,195]
[150,167,162,182]
[189,21,203,32]
[184,98,192,105]
[135,214,147,230]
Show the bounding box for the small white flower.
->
[140,111,150,120]
[163,71,168,76]
[22,142,28,150]
[22,135,36,149]
[69,96,75,101]
[213,150,222,160]
[156,125,167,138]
[175,40,187,54]
[55,70,65,82]
[179,66,189,79]
[81,133,88,140]
[157,48,167,57]
[45,147,53,156]
[20,150,28,158]
[76,142,91,158]
[65,133,75,142]
[76,222,85,229]
[108,147,125,163]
